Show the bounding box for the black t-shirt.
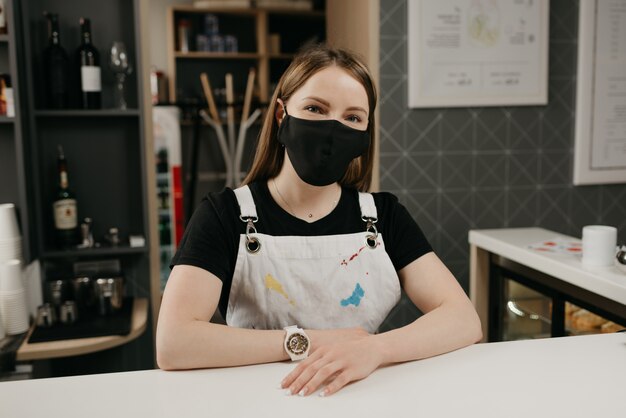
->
[171,181,433,317]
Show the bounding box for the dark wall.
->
[378,0,626,326]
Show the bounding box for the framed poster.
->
[407,0,549,108]
[573,0,626,185]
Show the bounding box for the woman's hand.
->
[280,330,386,397]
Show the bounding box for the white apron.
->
[225,186,401,334]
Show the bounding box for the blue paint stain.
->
[340,283,365,307]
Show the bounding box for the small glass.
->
[210,34,224,53]
[196,34,210,52]
[224,35,238,53]
[204,14,219,35]
[109,42,133,109]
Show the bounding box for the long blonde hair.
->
[242,44,377,192]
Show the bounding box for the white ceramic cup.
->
[582,225,617,267]
[0,203,20,240]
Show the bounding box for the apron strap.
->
[233,185,258,220]
[358,192,378,221]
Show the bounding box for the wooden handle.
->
[241,67,256,123]
[200,72,220,123]
[225,73,235,126]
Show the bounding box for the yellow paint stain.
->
[265,274,296,306]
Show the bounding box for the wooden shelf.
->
[16,298,148,361]
[172,5,257,15]
[175,51,260,59]
[269,53,294,59]
[261,8,324,16]
[0,34,8,42]
[171,5,324,17]
[34,109,140,117]
[0,116,15,123]
[42,246,148,259]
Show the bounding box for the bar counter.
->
[1,332,624,417]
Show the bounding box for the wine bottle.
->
[42,13,69,109]
[53,145,79,248]
[0,0,7,35]
[77,17,101,109]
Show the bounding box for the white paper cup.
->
[0,259,24,292]
[0,290,29,334]
[0,307,6,339]
[0,203,20,240]
[582,225,617,267]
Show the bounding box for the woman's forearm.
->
[371,300,482,365]
[157,321,289,370]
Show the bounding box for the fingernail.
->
[298,388,308,397]
[284,388,293,396]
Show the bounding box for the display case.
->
[502,280,623,341]
[490,255,626,342]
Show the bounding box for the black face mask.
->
[276,108,370,187]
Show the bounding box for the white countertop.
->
[469,227,626,305]
[1,333,625,418]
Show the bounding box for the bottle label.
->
[5,87,14,117]
[60,171,68,188]
[53,199,78,229]
[81,66,102,92]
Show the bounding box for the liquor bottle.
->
[53,145,79,247]
[0,74,7,115]
[77,17,101,109]
[0,0,7,35]
[3,74,14,117]
[43,13,69,109]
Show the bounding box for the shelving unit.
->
[0,0,32,261]
[34,109,141,117]
[166,6,326,103]
[164,4,325,215]
[42,246,148,259]
[17,0,155,375]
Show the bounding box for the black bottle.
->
[77,17,101,109]
[42,13,69,109]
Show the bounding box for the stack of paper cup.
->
[0,203,22,261]
[0,307,6,339]
[0,259,29,334]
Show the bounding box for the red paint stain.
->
[341,246,366,267]
[567,247,582,252]
[544,241,556,246]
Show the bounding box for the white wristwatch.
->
[283,325,310,361]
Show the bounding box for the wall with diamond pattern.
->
[378,0,626,329]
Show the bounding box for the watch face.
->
[286,332,309,355]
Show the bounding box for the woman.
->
[156,44,482,397]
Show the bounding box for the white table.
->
[469,228,626,341]
[1,333,624,417]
